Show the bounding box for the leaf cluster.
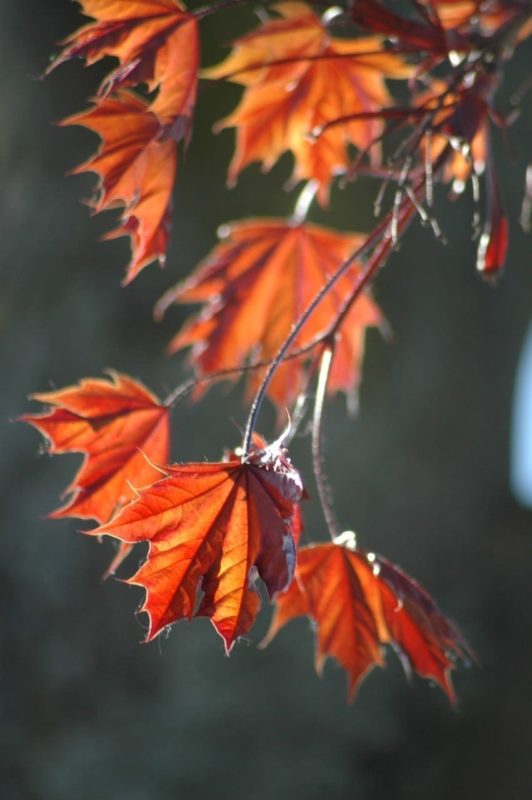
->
[24,0,531,701]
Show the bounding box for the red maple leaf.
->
[22,371,171,525]
[350,0,458,55]
[94,439,303,652]
[63,92,178,283]
[156,218,382,410]
[351,0,529,52]
[263,538,471,701]
[206,2,409,203]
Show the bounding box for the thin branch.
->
[324,144,452,342]
[194,0,348,21]
[241,215,390,455]
[242,143,453,455]
[163,334,329,408]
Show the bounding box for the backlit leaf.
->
[63,92,177,283]
[94,439,303,651]
[156,218,382,410]
[207,2,408,203]
[22,371,170,526]
[263,539,471,701]
[48,0,199,130]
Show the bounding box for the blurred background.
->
[1,2,531,798]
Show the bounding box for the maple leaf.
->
[206,2,409,203]
[351,1,529,51]
[263,538,471,701]
[433,0,532,38]
[155,218,383,410]
[47,0,200,131]
[433,1,487,30]
[350,0,461,56]
[94,439,303,652]
[22,371,171,529]
[63,92,177,283]
[263,540,384,698]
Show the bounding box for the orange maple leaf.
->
[206,2,409,203]
[48,0,199,130]
[63,92,177,284]
[263,538,471,701]
[433,1,486,29]
[94,440,303,652]
[156,218,383,410]
[434,0,532,38]
[22,371,171,527]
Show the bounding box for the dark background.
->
[1,2,531,798]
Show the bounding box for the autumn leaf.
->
[207,2,409,203]
[351,1,528,50]
[263,539,384,699]
[156,218,382,410]
[350,0,458,56]
[434,0,532,39]
[47,0,200,130]
[433,1,486,30]
[63,92,177,283]
[48,0,200,281]
[22,371,170,529]
[263,537,471,701]
[371,552,473,690]
[94,439,303,652]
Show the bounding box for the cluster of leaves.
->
[24,0,530,701]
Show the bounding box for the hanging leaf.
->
[156,218,382,410]
[207,2,409,203]
[22,371,170,526]
[263,538,472,701]
[63,92,177,283]
[47,0,200,130]
[94,439,303,651]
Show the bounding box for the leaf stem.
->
[241,218,387,455]
[312,343,341,540]
[291,181,319,224]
